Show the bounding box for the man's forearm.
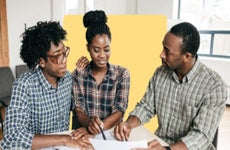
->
[126,115,141,129]
[170,140,188,150]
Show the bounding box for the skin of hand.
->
[131,138,189,150]
[76,107,123,135]
[70,127,95,139]
[64,135,95,150]
[88,116,104,134]
[76,56,90,71]
[114,122,131,141]
[114,115,141,141]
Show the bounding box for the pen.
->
[99,125,107,140]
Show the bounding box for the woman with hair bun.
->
[72,10,130,136]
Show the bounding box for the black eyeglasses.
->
[47,46,70,64]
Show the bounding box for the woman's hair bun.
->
[83,10,107,28]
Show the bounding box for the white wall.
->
[137,0,173,17]
[200,57,230,104]
[6,0,53,76]
[90,0,130,14]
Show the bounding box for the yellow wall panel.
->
[63,15,167,133]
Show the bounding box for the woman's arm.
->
[103,111,123,130]
[75,107,91,128]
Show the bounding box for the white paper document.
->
[93,129,116,140]
[129,126,168,146]
[90,128,148,150]
[89,139,147,150]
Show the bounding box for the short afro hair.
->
[170,22,200,57]
[20,21,67,69]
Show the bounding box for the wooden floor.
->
[218,105,230,150]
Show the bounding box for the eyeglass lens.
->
[57,47,70,64]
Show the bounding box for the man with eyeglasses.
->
[0,21,93,150]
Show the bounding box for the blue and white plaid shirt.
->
[0,68,72,149]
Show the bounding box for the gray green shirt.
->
[130,58,227,150]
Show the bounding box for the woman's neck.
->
[91,65,108,85]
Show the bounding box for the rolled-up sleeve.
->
[72,70,86,111]
[112,69,130,114]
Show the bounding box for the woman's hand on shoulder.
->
[76,56,89,71]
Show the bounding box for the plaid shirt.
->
[130,58,227,150]
[72,62,130,120]
[0,68,72,149]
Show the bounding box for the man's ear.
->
[183,52,192,63]
[39,57,46,68]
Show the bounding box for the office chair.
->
[0,67,15,107]
[212,128,219,149]
[0,67,15,131]
[15,64,30,78]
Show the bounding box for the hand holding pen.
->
[98,124,107,140]
[88,116,106,137]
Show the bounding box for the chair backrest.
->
[0,67,15,106]
[15,64,30,78]
[212,127,219,149]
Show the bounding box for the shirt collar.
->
[84,61,117,80]
[37,67,68,90]
[172,56,202,83]
[185,57,202,82]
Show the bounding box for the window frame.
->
[177,0,230,58]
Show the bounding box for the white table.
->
[129,126,168,146]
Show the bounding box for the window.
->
[177,0,230,58]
